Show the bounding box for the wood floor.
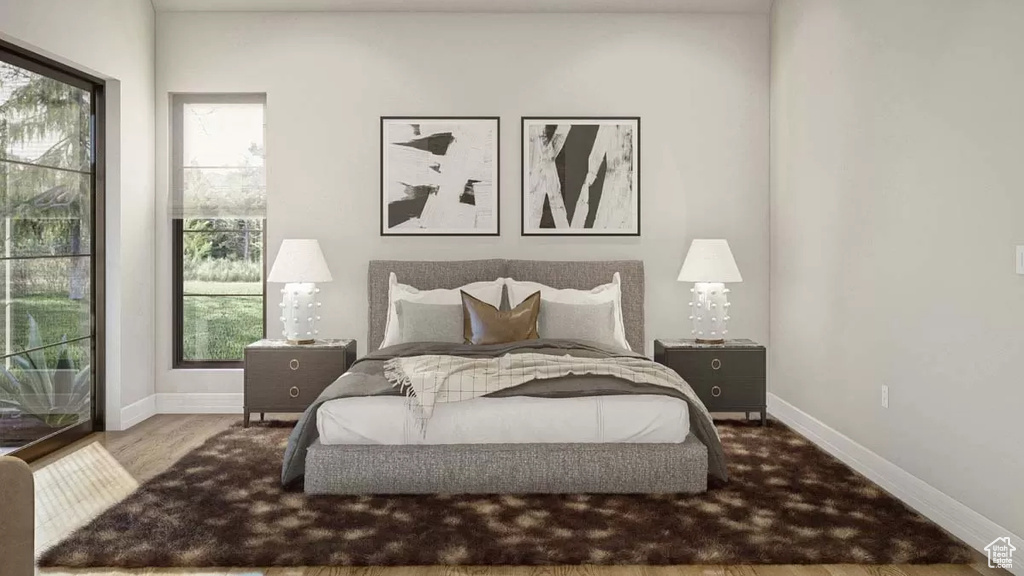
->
[29,414,1007,576]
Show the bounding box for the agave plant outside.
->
[0,315,91,428]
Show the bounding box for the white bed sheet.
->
[316,394,690,445]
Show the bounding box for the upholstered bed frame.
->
[304,259,709,494]
[365,259,647,352]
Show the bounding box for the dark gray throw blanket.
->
[281,339,728,486]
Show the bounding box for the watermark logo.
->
[985,537,1015,570]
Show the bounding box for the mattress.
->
[316,394,690,445]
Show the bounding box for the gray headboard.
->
[367,259,645,352]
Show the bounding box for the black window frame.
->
[0,38,105,460]
[170,93,267,369]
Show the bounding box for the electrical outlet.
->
[1017,245,1024,275]
[881,385,889,409]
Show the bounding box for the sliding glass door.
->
[0,41,103,458]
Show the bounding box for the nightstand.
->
[654,339,767,425]
[243,339,357,427]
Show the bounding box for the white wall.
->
[155,12,770,396]
[771,0,1024,539]
[0,0,156,430]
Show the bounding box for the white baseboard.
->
[154,393,244,414]
[119,394,157,430]
[117,393,242,431]
[769,393,1022,575]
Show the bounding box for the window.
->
[171,94,266,367]
[0,40,104,457]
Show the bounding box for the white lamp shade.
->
[677,239,743,283]
[268,239,333,283]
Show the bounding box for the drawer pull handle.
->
[289,359,300,371]
[289,386,300,399]
[711,358,722,370]
[711,385,722,398]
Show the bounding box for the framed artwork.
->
[521,117,640,236]
[381,116,500,236]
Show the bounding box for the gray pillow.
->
[538,300,618,347]
[395,300,464,344]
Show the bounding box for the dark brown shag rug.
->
[39,420,971,568]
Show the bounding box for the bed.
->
[281,259,726,495]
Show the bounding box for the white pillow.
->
[380,273,504,348]
[506,273,632,351]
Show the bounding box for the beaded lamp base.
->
[279,282,323,343]
[688,282,731,342]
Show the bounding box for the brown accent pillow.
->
[462,290,541,345]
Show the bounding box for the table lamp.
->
[677,239,742,344]
[268,239,333,344]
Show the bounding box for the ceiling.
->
[151,0,772,14]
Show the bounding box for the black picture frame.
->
[380,116,501,237]
[521,116,641,237]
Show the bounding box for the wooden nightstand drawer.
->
[243,339,356,427]
[685,378,765,411]
[660,349,764,382]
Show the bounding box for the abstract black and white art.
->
[381,117,499,236]
[521,117,640,236]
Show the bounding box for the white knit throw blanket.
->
[383,352,716,435]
